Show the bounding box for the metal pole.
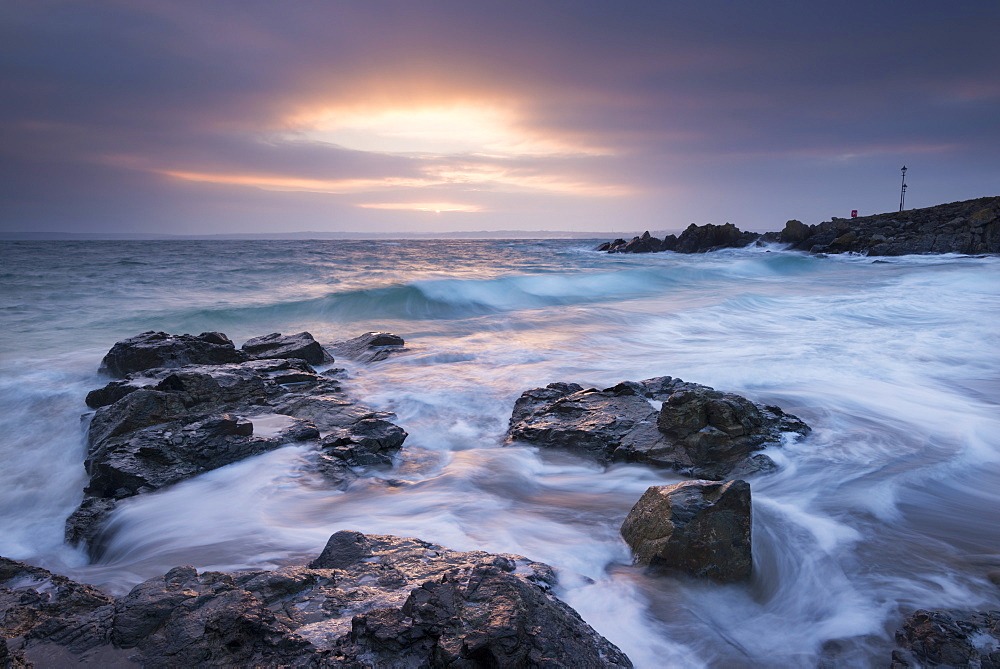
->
[899,166,907,211]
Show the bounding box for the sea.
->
[1,238,998,667]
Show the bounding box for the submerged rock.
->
[2,532,632,667]
[327,331,406,363]
[99,331,247,378]
[891,609,1000,667]
[507,376,808,479]
[69,332,408,553]
[620,480,752,582]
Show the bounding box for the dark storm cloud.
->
[0,0,997,233]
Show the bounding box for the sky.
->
[1,0,998,236]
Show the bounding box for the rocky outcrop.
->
[241,331,333,365]
[673,222,758,253]
[597,197,1000,257]
[507,377,808,479]
[787,196,1000,255]
[69,332,408,554]
[328,331,406,363]
[599,231,675,254]
[2,532,632,667]
[890,609,1000,667]
[98,331,247,378]
[620,480,752,582]
[598,223,758,254]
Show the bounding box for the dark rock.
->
[99,331,246,378]
[7,533,632,667]
[308,529,374,569]
[148,358,321,407]
[626,231,663,253]
[69,333,407,552]
[83,412,317,501]
[87,389,187,446]
[789,196,1000,256]
[620,479,752,582]
[63,497,118,549]
[274,395,395,432]
[0,557,112,638]
[780,219,810,244]
[241,331,333,365]
[507,376,808,479]
[84,381,138,409]
[603,224,759,254]
[606,231,665,254]
[890,609,1000,668]
[674,222,760,253]
[601,238,628,252]
[320,418,408,467]
[327,331,406,363]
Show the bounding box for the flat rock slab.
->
[99,331,247,378]
[507,376,809,479]
[620,479,752,582]
[241,331,333,365]
[2,532,632,667]
[327,331,406,363]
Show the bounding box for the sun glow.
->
[285,102,604,158]
[358,202,483,213]
[150,98,628,202]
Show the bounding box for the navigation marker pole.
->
[899,166,907,211]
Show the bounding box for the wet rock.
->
[320,418,408,467]
[274,394,394,432]
[890,609,1000,668]
[0,557,112,638]
[6,533,632,667]
[63,497,118,549]
[99,331,246,378]
[241,331,333,365]
[624,231,663,253]
[69,332,408,553]
[602,223,759,254]
[84,381,138,409]
[328,331,406,363]
[674,222,759,253]
[605,232,668,254]
[620,479,752,582]
[87,389,187,446]
[508,376,808,479]
[82,412,315,500]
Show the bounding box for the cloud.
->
[1,0,997,233]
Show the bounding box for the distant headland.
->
[599,196,1000,256]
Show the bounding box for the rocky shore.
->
[598,196,1000,256]
[1,532,631,667]
[1,329,991,665]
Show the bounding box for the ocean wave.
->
[166,253,829,325]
